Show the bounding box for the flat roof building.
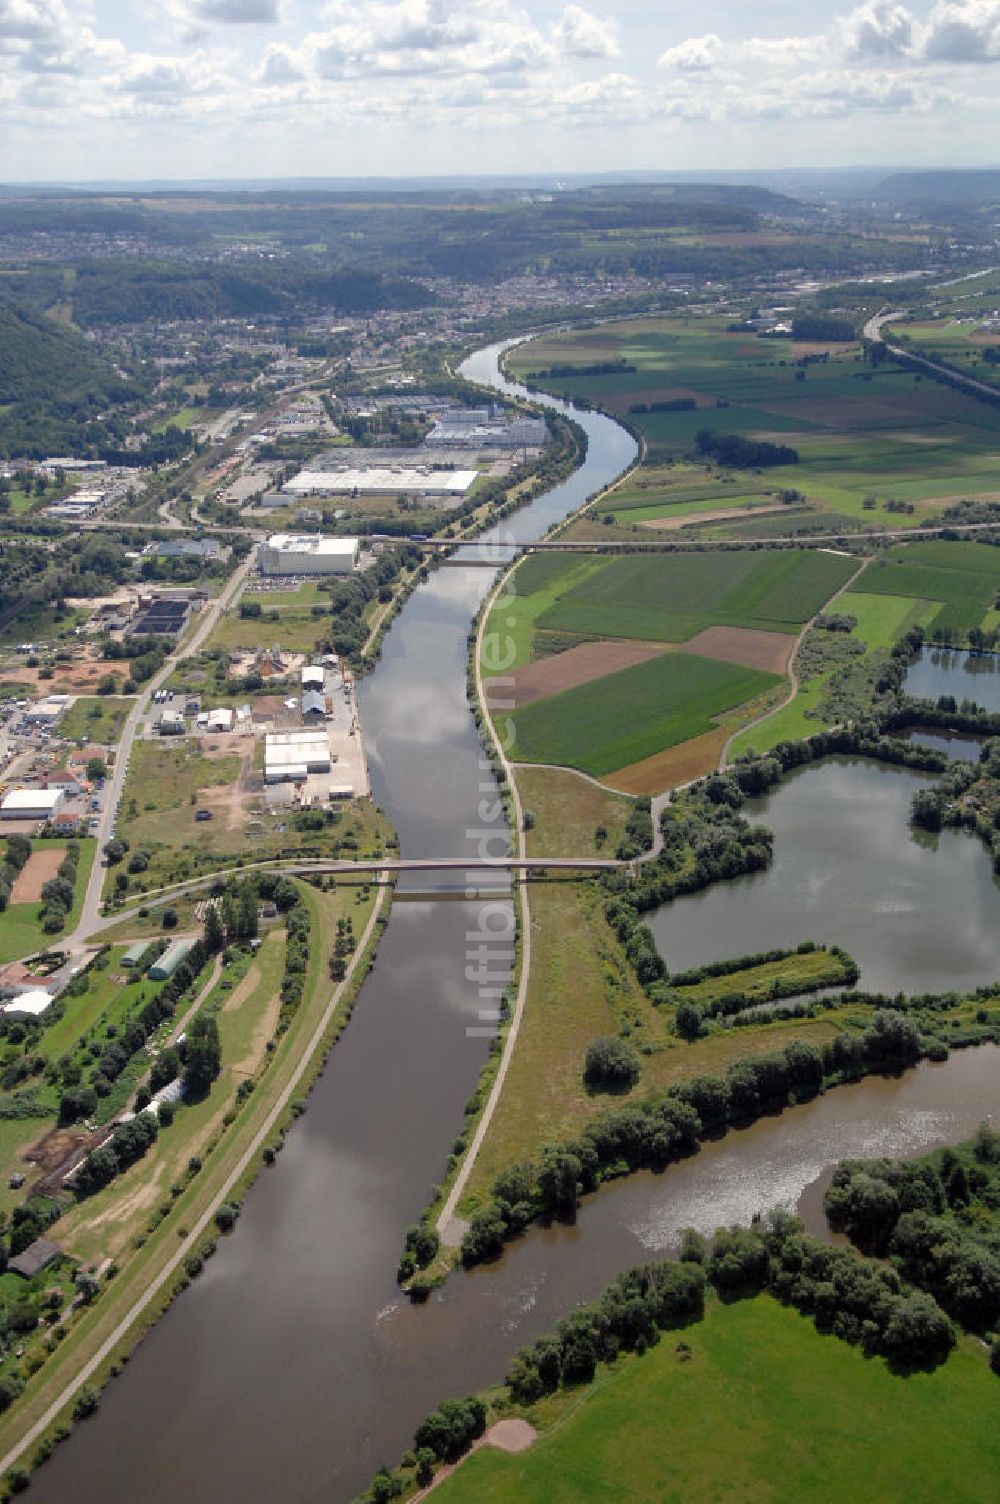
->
[3,989,54,1018]
[282,468,476,496]
[301,665,325,690]
[0,788,63,820]
[264,730,331,783]
[257,534,359,577]
[24,699,67,727]
[205,707,234,733]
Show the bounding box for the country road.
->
[68,552,255,948]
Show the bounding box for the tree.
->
[675,1002,702,1041]
[203,903,225,955]
[237,884,259,941]
[183,1015,221,1098]
[85,757,106,782]
[583,1036,642,1092]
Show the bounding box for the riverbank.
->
[0,876,389,1484]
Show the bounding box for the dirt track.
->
[10,847,65,904]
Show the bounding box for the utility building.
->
[0,788,63,820]
[256,534,359,576]
[264,730,331,783]
[148,939,194,980]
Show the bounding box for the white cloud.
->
[553,5,619,59]
[657,33,723,71]
[842,1,915,60]
[923,0,1000,59]
[191,0,280,19]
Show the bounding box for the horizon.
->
[4,2,1000,179]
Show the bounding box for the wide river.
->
[34,346,1000,1504]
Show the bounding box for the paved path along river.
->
[32,344,1000,1504]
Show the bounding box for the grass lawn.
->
[484,554,601,675]
[0,839,96,964]
[458,861,837,1217]
[507,652,780,777]
[60,696,131,746]
[674,947,852,1008]
[727,677,826,759]
[58,932,287,1265]
[536,551,857,644]
[842,591,940,650]
[515,766,636,857]
[434,1296,1000,1504]
[840,541,1000,638]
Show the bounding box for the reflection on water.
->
[904,646,1000,713]
[650,757,1000,995]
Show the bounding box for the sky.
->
[2,0,999,181]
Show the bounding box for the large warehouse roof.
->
[263,533,358,559]
[264,731,332,779]
[1,788,63,815]
[283,468,477,495]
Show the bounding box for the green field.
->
[508,651,779,776]
[842,590,940,649]
[434,1296,1000,1504]
[486,554,598,675]
[857,540,1000,637]
[0,839,96,963]
[510,316,1000,541]
[536,550,856,644]
[60,696,131,745]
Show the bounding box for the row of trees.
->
[460,1016,925,1268]
[0,835,31,914]
[389,1203,963,1497]
[694,428,799,468]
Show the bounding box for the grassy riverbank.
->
[432,1295,1000,1504]
[0,876,388,1484]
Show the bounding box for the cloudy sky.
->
[2,0,999,181]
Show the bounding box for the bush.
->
[583,1036,641,1092]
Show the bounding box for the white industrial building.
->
[2,990,54,1019]
[301,665,325,690]
[256,534,359,576]
[281,468,477,496]
[0,788,63,821]
[264,730,332,783]
[205,707,234,733]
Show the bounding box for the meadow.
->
[507,651,779,777]
[509,317,1000,540]
[535,550,856,643]
[433,1296,1000,1504]
[0,838,96,963]
[857,540,1000,637]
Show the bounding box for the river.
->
[32,345,1000,1504]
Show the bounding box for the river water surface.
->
[33,347,1000,1504]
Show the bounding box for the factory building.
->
[0,788,63,821]
[264,730,332,783]
[256,534,359,577]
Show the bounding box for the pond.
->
[649,757,1000,996]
